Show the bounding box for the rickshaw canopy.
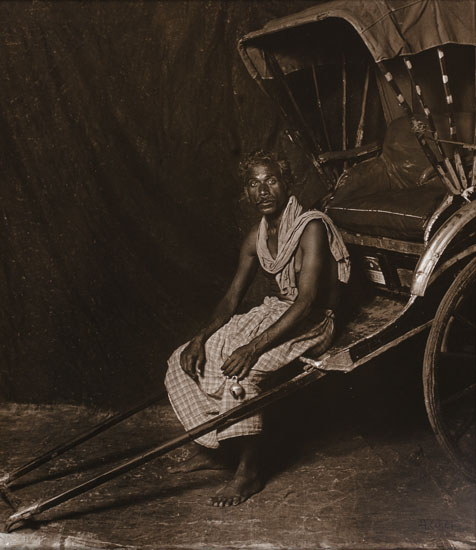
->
[238,0,476,245]
[239,0,476,78]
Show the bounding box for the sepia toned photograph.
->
[0,1,475,548]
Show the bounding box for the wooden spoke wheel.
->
[423,257,476,481]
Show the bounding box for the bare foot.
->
[209,471,263,507]
[168,448,228,473]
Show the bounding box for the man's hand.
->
[221,343,259,381]
[180,339,206,380]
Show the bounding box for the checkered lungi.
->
[165,296,335,448]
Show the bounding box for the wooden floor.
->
[1,341,475,550]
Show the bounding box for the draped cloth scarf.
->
[256,196,351,301]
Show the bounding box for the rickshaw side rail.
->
[342,296,432,367]
[340,230,424,255]
[301,292,434,373]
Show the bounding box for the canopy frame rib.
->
[437,47,468,189]
[403,56,445,159]
[472,46,476,190]
[266,52,321,154]
[355,64,370,149]
[311,59,332,151]
[265,51,335,189]
[377,61,460,195]
[341,53,348,169]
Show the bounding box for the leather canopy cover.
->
[239,0,476,79]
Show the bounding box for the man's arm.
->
[180,227,258,379]
[221,219,331,380]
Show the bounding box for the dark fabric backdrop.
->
[0,0,326,407]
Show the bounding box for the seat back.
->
[326,116,447,242]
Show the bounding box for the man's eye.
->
[267,177,277,185]
[248,180,258,187]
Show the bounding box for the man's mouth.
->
[258,198,274,206]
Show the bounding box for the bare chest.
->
[267,234,303,273]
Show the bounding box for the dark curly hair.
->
[238,150,293,189]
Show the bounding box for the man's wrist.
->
[193,330,211,346]
[248,337,266,358]
[195,315,230,345]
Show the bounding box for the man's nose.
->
[258,182,269,195]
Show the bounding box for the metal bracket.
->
[461,185,475,203]
[5,502,40,533]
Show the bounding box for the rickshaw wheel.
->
[423,256,476,481]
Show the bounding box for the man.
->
[165,150,350,507]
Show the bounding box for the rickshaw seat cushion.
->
[327,183,445,241]
[326,116,446,241]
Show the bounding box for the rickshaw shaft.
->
[5,366,325,532]
[1,392,166,488]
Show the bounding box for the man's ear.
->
[244,186,251,203]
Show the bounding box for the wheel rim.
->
[423,258,476,481]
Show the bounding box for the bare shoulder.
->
[300,219,329,251]
[241,223,259,256]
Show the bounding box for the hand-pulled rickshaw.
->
[2,0,475,532]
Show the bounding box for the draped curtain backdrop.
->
[0,0,324,407]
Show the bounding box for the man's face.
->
[245,161,289,218]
